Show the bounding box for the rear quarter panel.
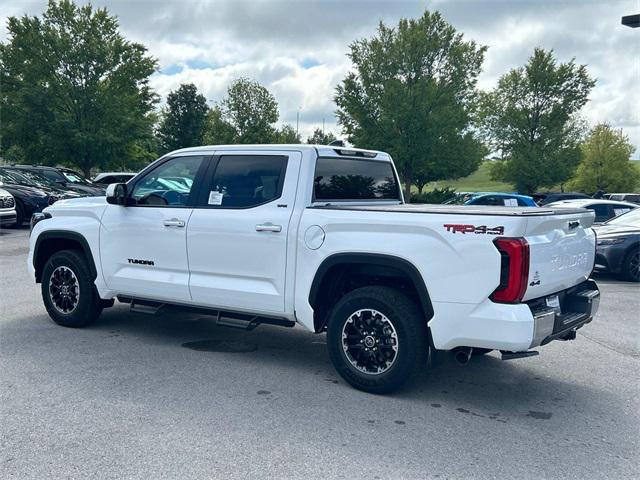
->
[294,207,528,331]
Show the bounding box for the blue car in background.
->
[448,192,538,207]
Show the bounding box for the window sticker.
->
[613,208,630,216]
[208,191,224,205]
[504,198,518,207]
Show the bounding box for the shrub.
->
[409,187,457,204]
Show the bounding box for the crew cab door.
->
[187,151,301,314]
[99,154,208,302]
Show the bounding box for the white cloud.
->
[1,0,638,153]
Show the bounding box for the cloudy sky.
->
[1,0,639,157]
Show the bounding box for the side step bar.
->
[130,299,165,315]
[118,296,295,331]
[500,350,539,361]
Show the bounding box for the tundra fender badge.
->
[128,258,155,266]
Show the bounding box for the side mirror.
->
[106,183,128,205]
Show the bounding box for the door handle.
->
[255,222,282,233]
[163,218,185,228]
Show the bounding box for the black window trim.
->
[125,154,212,209]
[193,153,289,210]
[311,156,402,203]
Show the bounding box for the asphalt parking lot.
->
[1,226,638,479]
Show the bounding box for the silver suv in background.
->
[0,188,17,227]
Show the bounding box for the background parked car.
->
[0,169,57,227]
[546,199,637,224]
[10,165,105,196]
[93,172,136,185]
[607,193,640,205]
[593,209,640,282]
[447,192,537,207]
[2,167,83,199]
[0,187,17,227]
[533,192,591,205]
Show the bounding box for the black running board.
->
[500,350,539,361]
[118,296,295,331]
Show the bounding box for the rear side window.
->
[588,204,611,222]
[205,155,287,208]
[313,158,399,201]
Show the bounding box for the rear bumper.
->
[528,280,599,348]
[595,245,627,274]
[428,280,599,352]
[0,210,17,226]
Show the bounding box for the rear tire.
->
[327,286,429,394]
[621,248,640,282]
[41,250,103,327]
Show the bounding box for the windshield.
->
[10,169,58,188]
[604,208,640,228]
[62,171,93,184]
[0,168,37,186]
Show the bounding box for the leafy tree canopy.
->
[568,123,639,193]
[335,10,487,199]
[157,83,209,153]
[273,124,301,144]
[202,107,237,145]
[480,48,595,193]
[0,0,158,176]
[307,128,337,145]
[222,78,279,143]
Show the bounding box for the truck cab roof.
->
[167,144,392,162]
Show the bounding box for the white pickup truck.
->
[28,145,600,393]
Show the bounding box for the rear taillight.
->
[490,237,530,304]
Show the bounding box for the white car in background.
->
[0,187,18,227]
[546,199,637,224]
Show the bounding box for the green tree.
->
[157,83,209,153]
[335,10,487,200]
[202,107,237,145]
[568,124,639,193]
[0,0,157,177]
[307,128,336,145]
[273,124,301,143]
[2,145,27,164]
[479,48,595,193]
[222,78,279,143]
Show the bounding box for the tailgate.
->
[523,210,596,301]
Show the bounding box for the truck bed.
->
[311,203,588,217]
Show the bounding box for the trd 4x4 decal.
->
[443,224,505,235]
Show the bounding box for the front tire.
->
[621,248,640,282]
[41,250,103,327]
[12,200,24,228]
[327,286,429,394]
